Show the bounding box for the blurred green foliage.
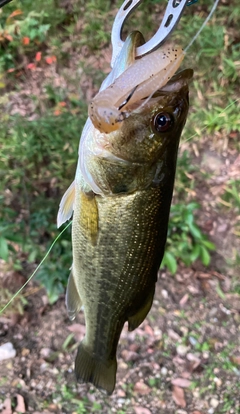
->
[0,0,239,301]
[161,202,215,274]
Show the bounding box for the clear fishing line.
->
[184,0,220,52]
[0,220,72,314]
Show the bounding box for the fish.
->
[57,30,193,395]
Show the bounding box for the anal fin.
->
[66,270,82,321]
[128,286,155,332]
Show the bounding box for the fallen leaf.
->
[4,34,13,42]
[47,404,58,411]
[14,394,25,413]
[187,353,200,361]
[168,329,181,341]
[144,325,154,336]
[230,355,240,365]
[0,316,12,323]
[134,407,152,414]
[22,37,30,45]
[67,323,85,341]
[35,52,42,62]
[171,377,191,388]
[121,349,139,361]
[67,323,86,334]
[172,385,186,408]
[200,279,211,292]
[211,270,225,280]
[186,353,201,370]
[8,9,23,18]
[33,412,52,414]
[181,371,191,379]
[45,55,57,65]
[179,293,189,307]
[191,411,204,414]
[1,398,12,414]
[116,389,126,397]
[172,356,185,366]
[134,327,146,337]
[197,272,211,279]
[129,343,139,352]
[134,381,151,395]
[26,63,37,70]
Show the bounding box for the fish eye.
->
[153,112,173,133]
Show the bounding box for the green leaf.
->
[216,282,225,299]
[162,251,177,274]
[0,237,9,261]
[202,239,215,250]
[200,245,211,266]
[188,222,202,239]
[190,244,200,262]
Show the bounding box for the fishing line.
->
[0,220,72,315]
[184,98,239,143]
[182,0,236,143]
[184,0,220,52]
[129,0,221,118]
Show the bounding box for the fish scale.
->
[74,186,163,346]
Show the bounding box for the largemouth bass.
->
[57,31,193,395]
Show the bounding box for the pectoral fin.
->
[80,191,99,245]
[57,180,75,228]
[66,270,82,321]
[128,286,155,332]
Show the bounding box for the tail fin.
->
[75,342,117,395]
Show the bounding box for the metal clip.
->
[0,0,13,7]
[111,0,197,66]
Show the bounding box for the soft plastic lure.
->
[89,45,184,134]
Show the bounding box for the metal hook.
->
[111,0,195,67]
[0,0,13,7]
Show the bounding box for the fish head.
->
[84,68,193,194]
[94,68,192,164]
